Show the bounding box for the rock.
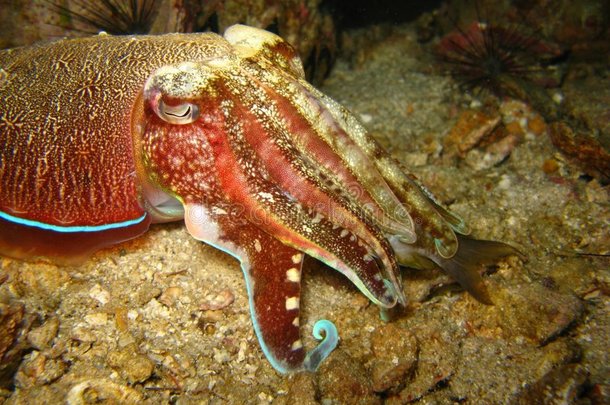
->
[401,266,456,303]
[449,338,581,402]
[65,379,144,404]
[107,347,155,384]
[390,327,458,404]
[0,302,32,389]
[0,302,25,361]
[27,317,60,351]
[549,121,610,184]
[563,75,610,148]
[369,324,418,394]
[11,265,70,310]
[513,363,589,404]
[4,385,65,404]
[317,349,380,405]
[14,351,66,388]
[493,283,585,345]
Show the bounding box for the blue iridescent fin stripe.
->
[0,210,147,233]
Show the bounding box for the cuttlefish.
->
[0,25,519,373]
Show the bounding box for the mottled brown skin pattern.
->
[0,33,231,258]
[0,33,233,226]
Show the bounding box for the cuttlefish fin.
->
[185,203,338,373]
[437,234,524,304]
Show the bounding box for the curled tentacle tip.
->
[304,319,338,371]
[434,237,454,258]
[398,233,417,244]
[396,226,417,244]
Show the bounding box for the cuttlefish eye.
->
[144,61,213,125]
[157,99,200,124]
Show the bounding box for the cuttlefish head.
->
[138,25,417,311]
[132,25,424,373]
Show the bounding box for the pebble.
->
[135,284,162,306]
[114,307,129,332]
[493,283,584,345]
[514,364,588,403]
[65,379,144,404]
[542,158,559,174]
[0,302,29,388]
[84,312,108,326]
[70,327,97,344]
[404,152,428,167]
[27,317,59,350]
[158,286,184,307]
[14,351,66,388]
[465,149,505,170]
[360,113,373,123]
[200,289,235,310]
[107,348,155,384]
[444,109,501,157]
[527,114,547,136]
[88,284,110,305]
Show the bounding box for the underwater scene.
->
[0,0,608,403]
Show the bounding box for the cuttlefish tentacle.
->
[212,115,399,306]
[222,26,522,303]
[222,27,417,303]
[298,85,461,257]
[307,94,517,300]
[218,75,406,306]
[225,26,418,243]
[141,92,383,371]
[184,203,338,372]
[244,69,417,242]
[143,64,403,308]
